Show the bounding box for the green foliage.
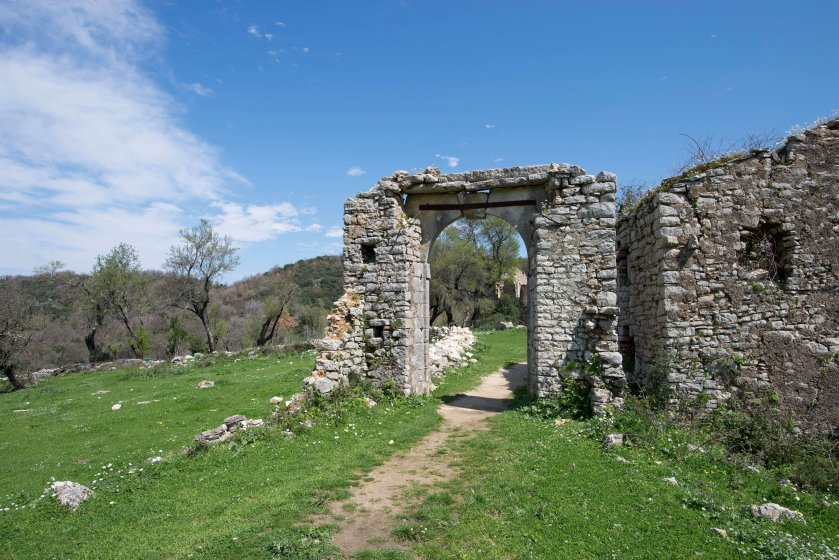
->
[587,389,839,494]
[429,216,524,327]
[269,526,338,559]
[165,219,240,353]
[616,181,650,217]
[518,378,592,421]
[128,325,151,358]
[164,315,190,357]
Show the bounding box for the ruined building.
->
[307,119,839,428]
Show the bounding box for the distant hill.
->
[1,255,344,373]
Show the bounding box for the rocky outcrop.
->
[193,414,264,446]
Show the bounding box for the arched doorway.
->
[308,164,625,412]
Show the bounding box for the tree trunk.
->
[2,365,26,390]
[445,308,454,326]
[84,326,100,363]
[200,314,215,353]
[256,316,280,347]
[118,309,143,359]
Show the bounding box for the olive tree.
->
[89,243,150,358]
[0,288,35,390]
[165,219,239,353]
[255,277,296,347]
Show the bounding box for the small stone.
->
[51,481,93,511]
[712,528,728,538]
[196,380,214,389]
[282,430,294,439]
[270,396,283,405]
[313,376,337,394]
[615,456,629,464]
[223,414,247,427]
[147,456,164,464]
[751,503,804,522]
[364,397,377,408]
[196,424,228,442]
[111,403,122,411]
[603,433,624,448]
[663,476,678,486]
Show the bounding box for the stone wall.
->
[617,119,839,430]
[306,164,626,411]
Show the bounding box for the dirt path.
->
[317,363,527,556]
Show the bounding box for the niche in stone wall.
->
[737,222,793,283]
[618,325,636,375]
[617,248,630,286]
[360,242,377,264]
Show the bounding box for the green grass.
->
[0,350,314,500]
[0,331,526,559]
[397,389,839,560]
[6,328,835,559]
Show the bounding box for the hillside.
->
[0,255,343,375]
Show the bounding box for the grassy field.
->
[0,350,315,500]
[395,391,839,560]
[0,330,526,559]
[3,329,836,559]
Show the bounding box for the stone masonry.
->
[617,119,839,430]
[307,118,838,425]
[306,164,625,413]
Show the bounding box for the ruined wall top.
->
[361,163,616,198]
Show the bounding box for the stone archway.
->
[308,163,625,412]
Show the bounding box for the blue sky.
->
[1,1,837,281]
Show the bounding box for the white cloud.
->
[211,202,313,243]
[0,0,162,59]
[275,21,285,28]
[435,154,460,168]
[264,32,273,41]
[247,24,260,38]
[184,82,214,96]
[325,227,343,238]
[346,166,366,177]
[305,224,322,232]
[0,0,259,275]
[485,124,495,129]
[494,157,504,163]
[0,50,244,205]
[0,203,183,275]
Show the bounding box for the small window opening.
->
[361,242,377,264]
[738,223,792,283]
[618,325,636,374]
[617,249,630,286]
[372,325,384,339]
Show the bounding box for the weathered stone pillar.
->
[530,168,624,412]
[306,180,427,396]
